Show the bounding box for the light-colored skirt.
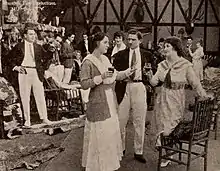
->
[193,59,203,81]
[82,89,122,171]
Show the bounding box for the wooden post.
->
[72,5,76,33]
[171,0,175,35]
[204,0,208,52]
[120,0,124,30]
[0,100,5,139]
[153,0,158,48]
[0,0,3,74]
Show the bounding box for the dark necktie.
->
[130,51,137,80]
[164,69,172,88]
[29,43,34,59]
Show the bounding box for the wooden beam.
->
[108,0,121,22]
[171,0,175,35]
[73,21,220,27]
[78,6,87,21]
[188,0,192,20]
[204,0,208,52]
[72,5,76,33]
[88,0,103,25]
[219,28,220,51]
[176,0,187,21]
[87,0,91,34]
[154,0,158,47]
[157,0,171,23]
[192,0,205,21]
[142,0,154,22]
[208,0,220,23]
[104,0,107,32]
[123,0,135,23]
[120,0,124,30]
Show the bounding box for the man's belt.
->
[22,66,36,68]
[121,80,142,83]
[132,80,143,83]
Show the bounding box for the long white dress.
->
[192,46,204,81]
[81,55,123,171]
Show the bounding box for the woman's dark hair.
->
[186,36,193,40]
[91,32,107,52]
[194,38,204,46]
[113,31,124,40]
[158,37,165,43]
[91,26,102,35]
[164,36,184,57]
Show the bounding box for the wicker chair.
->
[44,78,84,121]
[157,97,215,171]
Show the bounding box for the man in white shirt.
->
[113,29,154,163]
[9,26,52,127]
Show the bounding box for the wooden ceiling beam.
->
[157,0,171,23]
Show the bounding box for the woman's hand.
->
[205,93,214,100]
[101,71,114,79]
[199,92,214,101]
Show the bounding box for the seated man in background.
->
[44,61,81,90]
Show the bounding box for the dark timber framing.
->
[72,0,220,53]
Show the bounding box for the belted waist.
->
[21,66,36,68]
[163,82,186,90]
[119,80,143,83]
[132,80,143,83]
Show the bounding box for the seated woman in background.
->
[188,38,204,81]
[147,36,210,167]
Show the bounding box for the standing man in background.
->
[9,25,52,127]
[60,33,76,83]
[77,32,91,59]
[113,29,154,163]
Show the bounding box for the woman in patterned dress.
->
[148,36,210,167]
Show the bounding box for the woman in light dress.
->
[148,36,209,167]
[188,38,204,81]
[80,32,135,171]
[110,31,126,63]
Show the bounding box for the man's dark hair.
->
[23,23,36,35]
[65,32,74,39]
[127,29,143,40]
